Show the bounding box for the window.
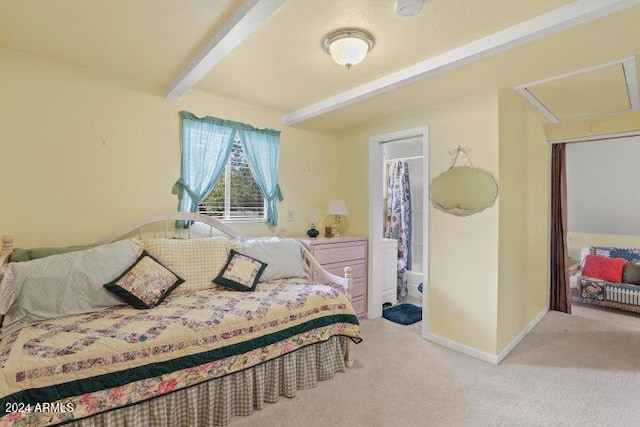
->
[198,136,266,221]
[176,111,281,226]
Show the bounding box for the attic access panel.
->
[516,56,640,123]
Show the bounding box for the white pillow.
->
[233,237,308,282]
[0,239,143,337]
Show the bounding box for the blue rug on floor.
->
[383,303,422,325]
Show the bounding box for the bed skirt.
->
[69,336,347,427]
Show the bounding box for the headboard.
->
[0,212,352,290]
[90,212,242,245]
[0,213,242,265]
[1,235,13,265]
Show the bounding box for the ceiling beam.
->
[166,0,285,99]
[281,0,640,125]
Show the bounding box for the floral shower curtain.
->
[384,160,412,299]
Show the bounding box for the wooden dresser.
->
[298,236,368,318]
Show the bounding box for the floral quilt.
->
[0,279,361,426]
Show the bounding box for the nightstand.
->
[298,236,368,318]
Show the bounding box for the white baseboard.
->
[495,307,548,364]
[423,307,549,365]
[423,332,499,364]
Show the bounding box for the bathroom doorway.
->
[382,136,425,305]
[368,126,429,338]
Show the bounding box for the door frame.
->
[368,126,430,337]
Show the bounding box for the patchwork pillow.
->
[590,246,640,264]
[622,263,640,285]
[232,237,308,282]
[144,237,231,293]
[582,254,626,283]
[104,251,184,309]
[213,250,267,292]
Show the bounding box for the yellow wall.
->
[338,92,500,354]
[545,110,640,141]
[338,90,549,356]
[496,90,549,353]
[0,48,340,247]
[567,232,640,261]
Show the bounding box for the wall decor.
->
[430,146,498,217]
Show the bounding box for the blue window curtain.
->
[172,111,235,219]
[240,127,283,226]
[172,111,283,226]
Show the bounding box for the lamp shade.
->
[326,200,349,216]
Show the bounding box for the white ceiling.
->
[1,0,639,131]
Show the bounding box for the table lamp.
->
[326,200,349,237]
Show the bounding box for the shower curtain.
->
[384,160,412,299]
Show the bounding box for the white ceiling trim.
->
[281,0,640,125]
[516,56,640,122]
[515,87,560,123]
[165,0,285,99]
[623,57,640,110]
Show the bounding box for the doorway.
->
[368,126,429,337]
[552,131,640,318]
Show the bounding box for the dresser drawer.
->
[313,243,365,265]
[323,261,366,280]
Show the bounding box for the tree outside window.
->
[199,138,266,220]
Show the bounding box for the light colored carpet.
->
[229,305,640,427]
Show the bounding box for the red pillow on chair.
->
[582,255,627,283]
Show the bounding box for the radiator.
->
[606,286,640,306]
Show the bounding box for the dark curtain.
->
[550,143,571,313]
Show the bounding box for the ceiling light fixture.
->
[321,28,375,69]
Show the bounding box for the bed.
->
[0,213,361,426]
